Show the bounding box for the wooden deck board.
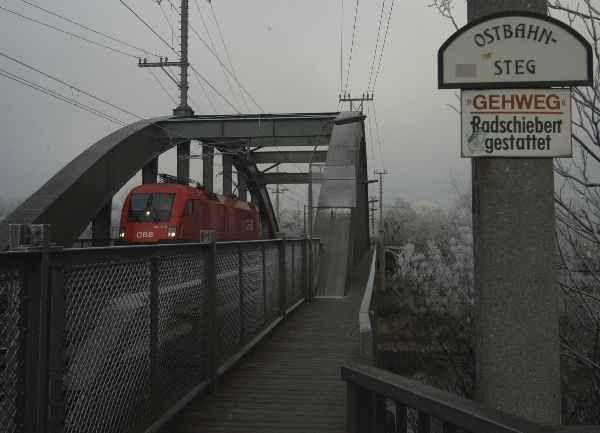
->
[162,264,367,433]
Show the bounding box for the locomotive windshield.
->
[128,193,175,222]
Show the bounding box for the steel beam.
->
[177,142,190,183]
[260,173,312,185]
[158,114,335,143]
[238,171,248,201]
[251,151,327,164]
[142,157,158,184]
[203,144,214,192]
[223,154,233,196]
[92,199,112,246]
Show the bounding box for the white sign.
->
[461,89,572,158]
[439,12,592,89]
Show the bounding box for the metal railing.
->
[342,363,599,433]
[358,248,377,362]
[0,237,320,433]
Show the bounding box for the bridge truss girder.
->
[0,113,341,249]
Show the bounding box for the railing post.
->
[302,238,308,302]
[238,244,245,342]
[307,239,313,300]
[395,402,407,433]
[373,393,386,433]
[47,259,65,433]
[206,241,218,390]
[149,255,159,411]
[24,229,50,433]
[418,411,431,433]
[291,241,295,301]
[278,238,287,316]
[347,382,359,433]
[261,243,267,325]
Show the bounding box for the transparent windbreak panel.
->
[128,193,175,222]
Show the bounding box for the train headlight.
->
[168,226,177,238]
[119,227,126,239]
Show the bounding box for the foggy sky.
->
[0,0,469,211]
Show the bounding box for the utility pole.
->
[468,0,560,424]
[138,0,193,184]
[368,197,378,237]
[374,169,388,238]
[338,92,373,112]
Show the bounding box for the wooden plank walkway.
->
[163,259,369,433]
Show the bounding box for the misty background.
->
[0,0,469,219]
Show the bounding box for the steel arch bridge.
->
[0,112,369,269]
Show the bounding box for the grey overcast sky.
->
[0,0,469,211]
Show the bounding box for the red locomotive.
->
[118,182,260,243]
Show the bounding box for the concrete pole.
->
[142,158,158,184]
[468,0,561,424]
[203,145,214,192]
[222,154,233,196]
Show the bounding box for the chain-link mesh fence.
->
[157,251,209,410]
[265,244,280,321]
[63,258,152,433]
[0,238,317,433]
[241,246,262,340]
[215,245,241,364]
[0,265,24,433]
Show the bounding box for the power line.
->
[190,69,217,113]
[343,0,360,96]
[188,23,241,111]
[147,68,177,105]
[371,101,385,170]
[0,5,139,59]
[371,0,396,93]
[157,1,176,48]
[189,65,240,113]
[119,0,176,54]
[0,67,128,126]
[185,9,264,112]
[17,0,161,58]
[339,0,344,97]
[209,3,250,112]
[0,51,144,120]
[367,0,386,91]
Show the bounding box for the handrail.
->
[358,248,377,362]
[342,363,600,433]
[359,248,377,333]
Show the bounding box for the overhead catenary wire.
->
[188,26,265,112]
[209,2,250,112]
[339,0,344,97]
[119,0,176,53]
[157,1,176,48]
[0,5,139,59]
[189,65,240,113]
[371,100,385,170]
[0,51,144,120]
[343,0,360,96]
[190,68,217,113]
[147,68,177,105]
[17,0,161,58]
[367,0,387,91]
[370,0,396,93]
[0,67,128,126]
[188,23,242,112]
